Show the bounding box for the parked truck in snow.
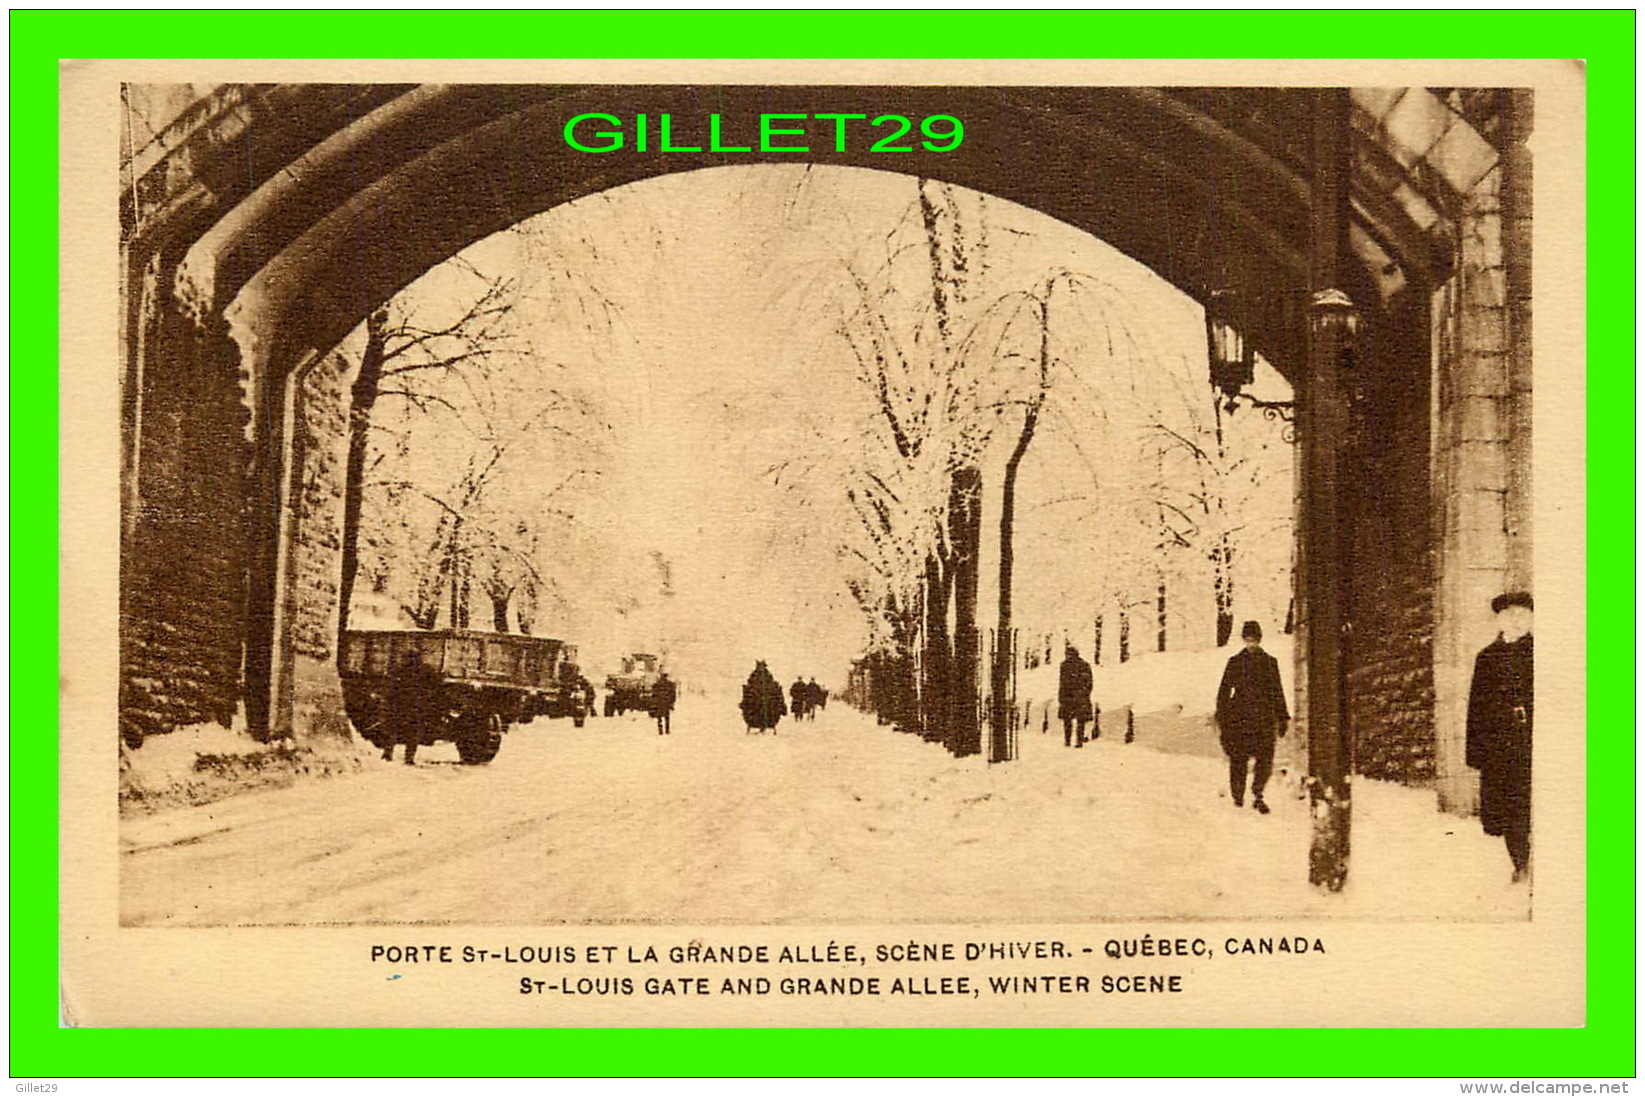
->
[339,628,589,764]
[603,652,662,717]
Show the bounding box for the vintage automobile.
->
[339,628,588,764]
[603,652,662,717]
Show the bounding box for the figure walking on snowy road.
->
[382,650,432,766]
[651,671,678,736]
[1215,620,1289,813]
[1467,592,1534,882]
[1058,645,1094,748]
[790,676,810,722]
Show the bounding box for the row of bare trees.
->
[325,171,1291,745]
[774,179,1113,758]
[335,224,622,643]
[778,175,1292,760]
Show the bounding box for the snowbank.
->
[1021,636,1295,717]
[119,722,377,814]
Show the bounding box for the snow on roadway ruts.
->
[119,692,1528,926]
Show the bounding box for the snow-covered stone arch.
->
[120,84,1531,840]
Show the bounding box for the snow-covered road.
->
[120,695,1530,926]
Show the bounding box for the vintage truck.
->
[339,628,589,764]
[603,652,662,717]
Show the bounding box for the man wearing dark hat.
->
[1058,645,1095,748]
[1215,620,1289,813]
[1467,592,1535,882]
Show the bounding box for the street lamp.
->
[1306,286,1361,340]
[1205,288,1296,428]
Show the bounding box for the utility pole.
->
[1302,88,1357,891]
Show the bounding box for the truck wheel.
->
[456,712,504,765]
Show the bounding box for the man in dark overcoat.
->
[1215,620,1289,813]
[650,671,678,736]
[1466,591,1534,882]
[382,650,431,766]
[1058,645,1094,748]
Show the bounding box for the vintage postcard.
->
[61,58,1586,1028]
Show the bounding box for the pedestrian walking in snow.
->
[1215,620,1289,813]
[382,650,432,766]
[1467,592,1534,882]
[651,671,678,736]
[806,677,824,719]
[1058,645,1094,748]
[790,676,810,723]
[577,674,596,719]
[741,661,787,733]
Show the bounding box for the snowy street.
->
[119,693,1529,927]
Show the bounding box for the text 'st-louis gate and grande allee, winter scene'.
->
[117,84,1535,926]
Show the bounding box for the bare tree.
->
[341,198,640,644]
[977,267,1159,759]
[338,268,515,637]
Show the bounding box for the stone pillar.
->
[230,315,305,743]
[286,351,356,739]
[1431,160,1520,815]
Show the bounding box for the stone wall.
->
[119,294,251,742]
[1343,300,1438,784]
[118,283,359,744]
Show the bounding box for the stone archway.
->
[118,84,1533,858]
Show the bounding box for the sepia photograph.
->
[50,49,1596,1038]
[111,80,1543,928]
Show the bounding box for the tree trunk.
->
[889,595,920,733]
[949,466,983,757]
[1157,579,1168,653]
[989,285,1051,762]
[490,591,511,632]
[990,404,1037,763]
[1212,395,1235,647]
[920,552,953,744]
[1215,536,1235,647]
[455,558,472,630]
[918,178,959,350]
[516,580,536,636]
[336,307,389,643]
[445,516,466,630]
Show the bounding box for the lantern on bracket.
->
[1204,287,1295,427]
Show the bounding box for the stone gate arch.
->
[119,84,1532,856]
